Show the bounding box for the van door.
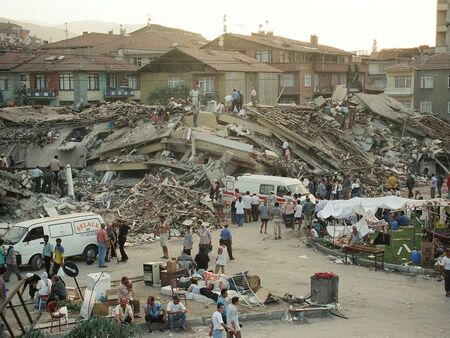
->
[20,226,45,265]
[224,178,235,205]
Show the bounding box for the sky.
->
[1,0,437,51]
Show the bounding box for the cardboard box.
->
[167,260,178,273]
[92,302,110,316]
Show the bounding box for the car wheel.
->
[30,254,43,271]
[83,245,97,263]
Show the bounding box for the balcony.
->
[104,88,135,98]
[28,89,58,98]
[313,63,348,73]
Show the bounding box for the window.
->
[23,226,44,242]
[288,51,297,63]
[168,77,184,88]
[420,101,433,113]
[331,74,338,86]
[127,75,140,90]
[59,73,73,90]
[259,184,274,195]
[88,74,99,90]
[133,57,142,67]
[394,76,412,88]
[421,75,433,89]
[20,74,27,82]
[256,50,272,63]
[49,222,73,238]
[279,51,286,63]
[198,77,215,93]
[304,74,312,87]
[280,73,295,87]
[35,74,48,90]
[277,185,289,197]
[0,75,7,90]
[314,74,320,87]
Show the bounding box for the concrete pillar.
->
[65,164,75,199]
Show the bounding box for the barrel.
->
[310,273,339,304]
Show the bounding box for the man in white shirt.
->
[226,296,241,338]
[166,295,187,335]
[242,191,252,223]
[439,248,450,297]
[209,303,235,338]
[189,86,200,127]
[114,297,134,324]
[250,193,260,222]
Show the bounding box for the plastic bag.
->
[57,266,65,278]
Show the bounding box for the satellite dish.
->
[219,40,224,47]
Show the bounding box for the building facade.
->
[140,47,281,105]
[436,0,450,53]
[203,32,363,104]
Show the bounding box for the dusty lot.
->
[8,220,449,337]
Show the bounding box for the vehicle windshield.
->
[288,184,304,194]
[2,226,27,244]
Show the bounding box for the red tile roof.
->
[205,33,351,55]
[12,52,138,73]
[416,53,450,70]
[149,47,281,73]
[0,51,34,70]
[385,63,417,72]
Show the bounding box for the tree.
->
[13,82,29,106]
[147,84,190,105]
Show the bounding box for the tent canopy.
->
[317,196,431,220]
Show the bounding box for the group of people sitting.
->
[22,272,67,308]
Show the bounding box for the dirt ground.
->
[6,220,449,337]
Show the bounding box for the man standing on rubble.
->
[50,155,62,185]
[155,215,170,259]
[41,166,54,194]
[118,220,131,263]
[231,89,239,113]
[30,166,43,193]
[242,191,252,223]
[430,174,438,199]
[406,174,415,199]
[437,174,444,198]
[250,88,257,107]
[57,169,68,197]
[189,85,200,127]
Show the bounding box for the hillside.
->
[0,17,76,42]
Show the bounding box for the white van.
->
[224,174,315,205]
[2,213,104,270]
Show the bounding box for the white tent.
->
[317,196,430,220]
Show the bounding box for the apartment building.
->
[436,0,450,53]
[203,32,361,104]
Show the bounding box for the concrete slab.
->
[185,112,218,128]
[331,85,347,102]
[219,114,272,136]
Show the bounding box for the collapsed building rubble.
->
[0,91,449,243]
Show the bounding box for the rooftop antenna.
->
[147,15,151,26]
[265,20,269,34]
[64,22,68,48]
[223,14,227,33]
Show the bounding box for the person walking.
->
[406,174,415,199]
[42,235,53,277]
[52,238,64,275]
[220,224,234,260]
[226,297,241,338]
[199,221,212,253]
[439,248,450,297]
[118,220,130,262]
[234,197,245,227]
[182,225,193,256]
[430,174,437,199]
[250,193,260,222]
[294,199,303,231]
[209,303,235,338]
[97,223,108,268]
[4,244,22,282]
[215,240,228,275]
[155,216,170,259]
[259,200,270,234]
[271,202,283,240]
[106,222,118,263]
[302,198,315,230]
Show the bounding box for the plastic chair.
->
[169,279,188,307]
[37,295,48,311]
[47,301,67,333]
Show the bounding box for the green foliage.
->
[67,316,144,338]
[13,82,30,106]
[24,330,47,338]
[147,84,189,105]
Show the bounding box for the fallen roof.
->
[206,33,351,55]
